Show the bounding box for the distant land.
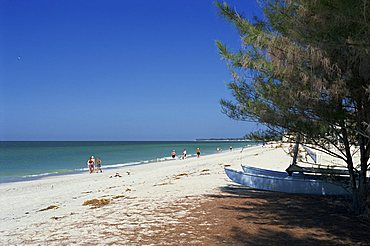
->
[195,138,253,141]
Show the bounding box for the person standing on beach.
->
[171,150,176,159]
[182,149,187,159]
[230,146,233,151]
[95,157,103,173]
[196,148,201,158]
[87,156,95,174]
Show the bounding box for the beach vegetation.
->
[83,198,111,208]
[216,0,370,216]
[38,204,59,212]
[245,129,282,142]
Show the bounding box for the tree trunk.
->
[340,126,365,215]
[355,134,369,216]
[352,182,368,216]
[291,134,300,166]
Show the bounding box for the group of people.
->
[86,145,233,173]
[171,148,201,159]
[87,156,103,174]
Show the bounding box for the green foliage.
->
[216,0,370,146]
[245,129,282,142]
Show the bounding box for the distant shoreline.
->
[195,139,255,142]
[0,142,259,185]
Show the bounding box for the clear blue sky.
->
[0,0,262,141]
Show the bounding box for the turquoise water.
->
[0,141,258,183]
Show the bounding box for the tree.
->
[216,0,370,215]
[245,129,282,142]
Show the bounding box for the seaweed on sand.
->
[39,205,59,212]
[83,198,111,208]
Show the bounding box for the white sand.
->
[0,145,292,245]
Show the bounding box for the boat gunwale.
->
[226,167,348,185]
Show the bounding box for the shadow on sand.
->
[207,185,370,245]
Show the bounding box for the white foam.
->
[22,172,59,178]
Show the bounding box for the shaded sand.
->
[137,186,370,245]
[0,144,368,245]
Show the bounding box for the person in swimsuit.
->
[196,148,201,158]
[182,149,187,159]
[171,150,176,159]
[87,156,95,174]
[95,157,103,173]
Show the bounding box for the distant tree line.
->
[244,130,281,142]
[195,138,249,141]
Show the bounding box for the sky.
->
[0,0,263,141]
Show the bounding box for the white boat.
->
[241,165,305,178]
[225,166,351,196]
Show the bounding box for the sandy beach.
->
[1,145,369,245]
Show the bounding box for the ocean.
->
[0,141,258,183]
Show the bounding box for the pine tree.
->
[216,0,370,215]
